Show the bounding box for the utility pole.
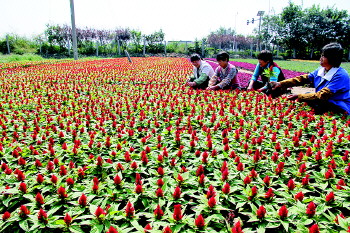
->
[247,11,264,52]
[70,0,78,60]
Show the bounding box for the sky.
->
[1,0,350,41]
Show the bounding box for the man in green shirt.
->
[186,54,214,89]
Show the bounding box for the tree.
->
[207,27,236,50]
[145,29,165,53]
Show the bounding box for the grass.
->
[0,53,45,63]
[235,58,350,74]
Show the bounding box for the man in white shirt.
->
[186,54,214,89]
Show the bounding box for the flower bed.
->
[0,57,349,233]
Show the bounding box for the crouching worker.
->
[207,51,239,90]
[271,43,350,115]
[186,54,214,89]
[247,50,285,96]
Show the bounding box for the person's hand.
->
[270,81,281,91]
[207,85,220,90]
[287,94,298,101]
[187,82,196,87]
[246,81,254,91]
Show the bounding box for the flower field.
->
[0,57,350,233]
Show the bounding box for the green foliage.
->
[0,35,37,55]
[0,53,44,63]
[261,3,350,59]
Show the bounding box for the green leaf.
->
[130,219,144,232]
[90,224,104,233]
[19,220,29,232]
[281,220,289,232]
[70,225,86,233]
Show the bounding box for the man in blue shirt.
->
[271,43,350,115]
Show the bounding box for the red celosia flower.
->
[95,206,106,219]
[231,221,243,233]
[35,192,45,205]
[208,196,216,208]
[199,174,205,185]
[325,191,335,203]
[131,161,138,169]
[19,205,30,218]
[51,174,58,184]
[263,175,271,186]
[19,182,27,193]
[278,205,288,219]
[243,175,251,185]
[222,182,230,194]
[249,186,258,200]
[302,174,310,186]
[222,168,229,181]
[206,185,216,199]
[295,191,304,201]
[265,188,274,199]
[114,175,122,185]
[37,208,48,224]
[163,226,172,233]
[17,170,25,181]
[299,163,307,174]
[256,205,266,219]
[236,162,244,171]
[195,214,205,228]
[64,213,72,226]
[66,177,74,186]
[78,193,87,206]
[156,188,164,197]
[177,174,184,183]
[154,204,164,219]
[59,165,67,176]
[125,201,135,218]
[144,223,152,232]
[157,178,164,187]
[196,165,204,176]
[173,204,182,221]
[106,226,118,233]
[2,211,11,221]
[306,201,316,217]
[157,167,164,176]
[36,174,44,184]
[287,179,295,191]
[173,186,181,199]
[135,184,143,194]
[57,186,68,198]
[309,224,320,233]
[325,168,334,179]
